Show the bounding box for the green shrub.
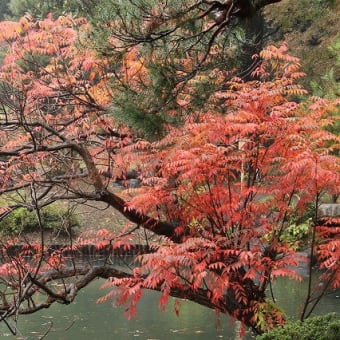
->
[280,221,310,249]
[0,205,79,236]
[256,313,340,340]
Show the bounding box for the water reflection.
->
[0,256,339,339]
[272,277,340,319]
[2,280,250,339]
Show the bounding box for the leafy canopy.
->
[0,10,339,337]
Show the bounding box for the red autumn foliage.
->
[0,16,339,335]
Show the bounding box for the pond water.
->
[0,263,339,339]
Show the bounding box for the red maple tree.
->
[0,16,339,335]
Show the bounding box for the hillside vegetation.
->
[264,0,340,93]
